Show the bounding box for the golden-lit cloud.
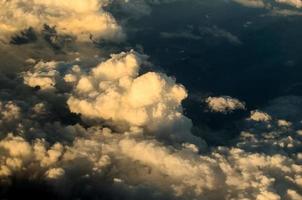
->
[0,1,301,199]
[205,96,246,113]
[0,0,124,42]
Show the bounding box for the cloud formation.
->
[0,1,301,200]
[232,0,302,9]
[65,51,201,144]
[0,53,298,199]
[0,0,124,42]
[205,96,246,113]
[249,110,272,122]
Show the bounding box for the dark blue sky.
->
[110,0,302,144]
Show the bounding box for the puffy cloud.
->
[0,134,33,177]
[249,110,272,122]
[0,75,301,200]
[205,96,246,113]
[45,167,65,179]
[66,51,200,144]
[0,0,124,42]
[0,101,22,133]
[0,122,301,200]
[0,101,21,124]
[118,138,222,197]
[23,61,60,91]
[0,1,302,199]
[287,189,302,200]
[238,96,302,155]
[1,49,297,199]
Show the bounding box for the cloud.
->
[0,1,301,199]
[65,50,201,145]
[230,0,302,16]
[1,56,299,199]
[0,101,21,132]
[268,8,302,16]
[0,0,126,74]
[23,61,61,91]
[0,0,124,42]
[1,124,301,199]
[231,0,302,9]
[205,96,246,113]
[231,0,267,8]
[248,110,272,122]
[1,68,302,200]
[276,0,302,8]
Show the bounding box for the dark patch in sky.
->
[10,27,37,45]
[116,0,302,144]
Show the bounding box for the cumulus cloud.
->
[0,1,301,200]
[2,53,298,199]
[0,0,124,42]
[2,47,297,199]
[23,61,60,91]
[1,123,301,199]
[0,63,301,200]
[249,110,272,122]
[205,96,246,113]
[0,101,21,132]
[65,50,202,145]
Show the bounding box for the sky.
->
[0,0,302,199]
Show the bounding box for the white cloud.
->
[0,85,301,199]
[276,0,302,8]
[23,61,60,91]
[66,50,201,144]
[0,0,124,42]
[205,96,246,113]
[0,122,301,200]
[0,1,301,199]
[0,101,22,134]
[249,110,272,122]
[45,167,65,179]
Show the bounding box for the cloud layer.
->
[0,0,124,42]
[0,52,299,199]
[0,1,301,200]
